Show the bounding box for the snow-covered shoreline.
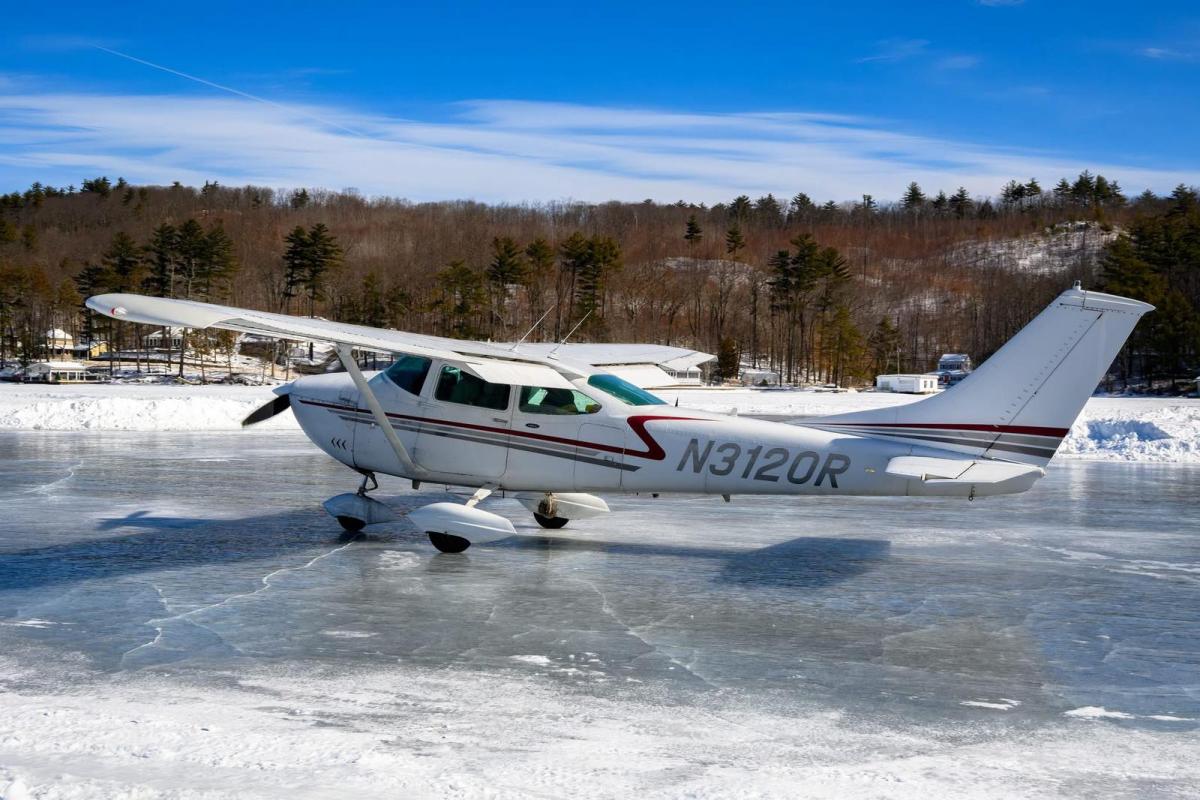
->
[2,384,1198,463]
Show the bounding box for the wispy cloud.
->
[856,38,930,63]
[1139,46,1195,61]
[0,87,1194,203]
[936,55,981,70]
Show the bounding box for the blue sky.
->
[2,1,1198,203]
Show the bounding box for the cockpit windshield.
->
[586,374,667,406]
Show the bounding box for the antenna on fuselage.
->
[509,307,554,351]
[547,310,593,359]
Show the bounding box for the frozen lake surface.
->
[1,429,1198,798]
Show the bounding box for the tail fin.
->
[814,286,1153,465]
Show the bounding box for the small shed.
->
[876,373,940,394]
[740,367,780,387]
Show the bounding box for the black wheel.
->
[428,532,471,553]
[533,513,569,529]
[336,515,366,533]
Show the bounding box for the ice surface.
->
[4,383,1200,463]
[1,429,1198,796]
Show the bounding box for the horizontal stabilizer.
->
[885,456,1044,484]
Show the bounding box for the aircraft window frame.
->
[434,364,511,411]
[518,386,602,415]
[586,373,667,406]
[383,354,432,395]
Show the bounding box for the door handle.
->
[491,417,508,424]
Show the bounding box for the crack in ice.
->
[576,577,716,688]
[120,540,356,666]
[26,460,83,495]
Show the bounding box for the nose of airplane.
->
[288,372,361,464]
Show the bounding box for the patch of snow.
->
[510,655,554,666]
[960,699,1021,711]
[1065,706,1136,720]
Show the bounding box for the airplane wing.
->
[86,293,581,388]
[885,456,1044,484]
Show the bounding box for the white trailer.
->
[876,373,940,394]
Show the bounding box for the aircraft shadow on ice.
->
[0,500,889,593]
[494,531,891,589]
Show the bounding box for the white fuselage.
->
[289,367,1039,499]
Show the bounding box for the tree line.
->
[1,172,1196,388]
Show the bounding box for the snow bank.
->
[3,384,1199,463]
[0,384,298,432]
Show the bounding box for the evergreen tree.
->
[434,260,487,338]
[949,187,972,219]
[901,182,926,209]
[867,316,901,375]
[931,191,949,213]
[716,336,739,381]
[281,226,310,313]
[788,192,815,223]
[724,223,746,258]
[146,223,180,297]
[1053,178,1072,206]
[290,188,310,209]
[684,214,703,250]
[485,235,526,336]
[754,194,783,226]
[729,195,752,221]
[102,231,145,292]
[302,223,342,317]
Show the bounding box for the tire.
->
[533,513,569,529]
[336,515,366,533]
[428,532,471,553]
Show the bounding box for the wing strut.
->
[335,345,427,479]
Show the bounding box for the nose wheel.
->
[428,532,471,553]
[533,512,569,529]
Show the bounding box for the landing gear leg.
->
[323,471,396,533]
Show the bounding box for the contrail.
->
[91,45,368,138]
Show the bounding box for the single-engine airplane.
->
[86,284,1152,552]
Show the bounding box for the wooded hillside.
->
[2,174,1197,387]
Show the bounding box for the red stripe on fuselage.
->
[296,398,705,461]
[817,421,1069,437]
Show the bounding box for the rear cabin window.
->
[586,374,667,406]
[519,386,601,415]
[384,355,432,395]
[435,365,511,411]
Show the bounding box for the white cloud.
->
[0,90,1194,203]
[856,38,931,63]
[937,55,981,70]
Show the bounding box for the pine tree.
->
[725,223,746,258]
[1053,178,1072,206]
[931,191,948,214]
[486,235,526,336]
[867,316,901,375]
[901,182,926,209]
[729,195,752,221]
[146,223,180,297]
[716,336,739,382]
[102,232,145,292]
[281,226,310,313]
[302,223,342,318]
[949,187,972,219]
[290,188,310,209]
[788,192,815,223]
[684,214,703,250]
[754,194,783,226]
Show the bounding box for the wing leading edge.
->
[86,293,581,388]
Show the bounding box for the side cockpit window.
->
[384,355,432,395]
[434,365,511,411]
[519,386,601,415]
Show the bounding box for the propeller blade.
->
[242,393,292,427]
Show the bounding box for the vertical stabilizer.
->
[812,287,1153,465]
